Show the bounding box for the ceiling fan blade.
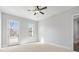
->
[40,12,44,14]
[34,13,37,15]
[40,7,47,10]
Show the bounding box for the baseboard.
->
[44,41,73,50]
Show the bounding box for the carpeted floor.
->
[0,43,73,52]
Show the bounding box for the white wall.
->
[0,11,1,48]
[38,7,79,50]
[2,13,38,47]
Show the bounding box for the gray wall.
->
[1,13,38,47]
[38,7,79,50]
[74,19,78,43]
[74,16,79,43]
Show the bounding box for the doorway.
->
[73,15,79,51]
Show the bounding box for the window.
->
[8,20,19,44]
[28,22,33,37]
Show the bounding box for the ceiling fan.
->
[27,6,47,15]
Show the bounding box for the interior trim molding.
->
[44,41,73,51]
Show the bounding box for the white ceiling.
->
[0,6,74,21]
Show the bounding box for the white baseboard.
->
[44,41,73,50]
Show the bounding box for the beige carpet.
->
[0,43,73,52]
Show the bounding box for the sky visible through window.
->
[28,22,32,28]
[9,20,19,31]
